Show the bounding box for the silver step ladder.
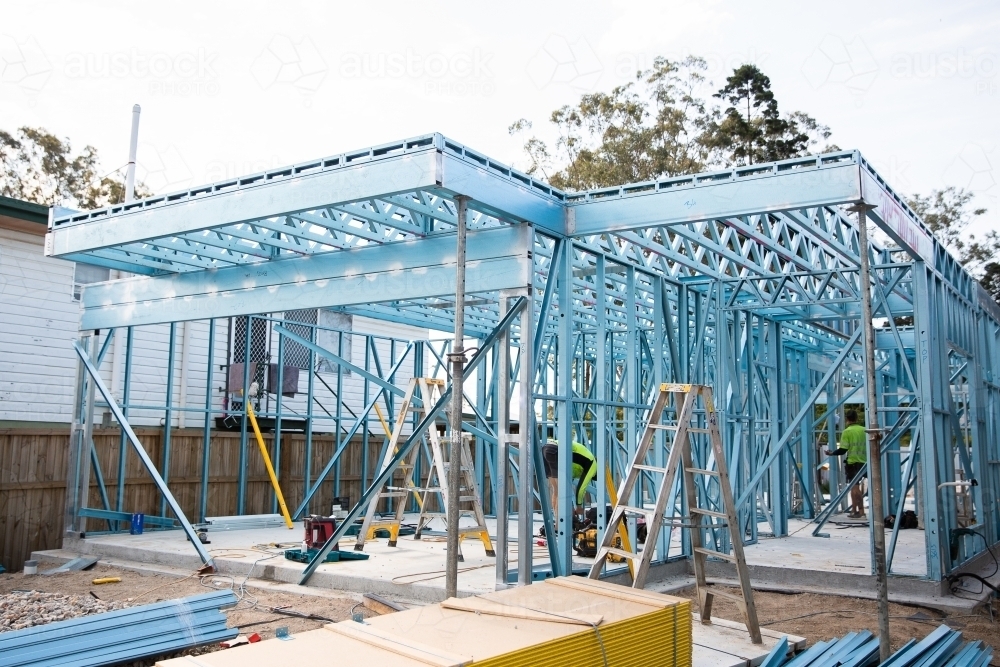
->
[588,382,762,644]
[354,378,494,560]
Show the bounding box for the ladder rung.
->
[458,496,479,502]
[602,546,641,560]
[633,464,669,474]
[690,508,727,519]
[380,491,409,498]
[694,547,736,562]
[648,424,678,430]
[687,427,711,434]
[686,468,719,477]
[616,505,652,517]
[704,587,745,603]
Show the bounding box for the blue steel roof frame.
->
[47,132,995,384]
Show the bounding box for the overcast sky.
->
[2,0,997,230]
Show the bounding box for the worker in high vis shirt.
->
[541,439,598,518]
[825,408,868,519]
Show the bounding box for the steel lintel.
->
[79,225,530,330]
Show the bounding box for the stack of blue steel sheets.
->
[761,624,992,667]
[0,590,238,667]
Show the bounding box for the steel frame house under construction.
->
[47,133,1000,588]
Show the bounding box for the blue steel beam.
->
[79,225,530,330]
[48,149,440,259]
[569,155,861,236]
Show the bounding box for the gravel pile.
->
[0,591,129,633]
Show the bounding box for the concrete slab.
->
[56,515,558,603]
[52,512,987,614]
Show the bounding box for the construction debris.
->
[362,592,406,615]
[0,590,237,667]
[0,591,127,633]
[40,557,98,575]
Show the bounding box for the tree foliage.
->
[908,187,995,272]
[908,186,998,300]
[704,64,831,166]
[511,58,836,190]
[0,126,152,209]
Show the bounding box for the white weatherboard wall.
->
[0,227,80,422]
[0,226,432,429]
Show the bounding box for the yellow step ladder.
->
[588,382,761,644]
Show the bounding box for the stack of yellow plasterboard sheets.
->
[156,576,692,667]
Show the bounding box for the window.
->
[73,263,110,301]
[282,309,318,370]
[317,310,353,374]
[232,315,270,364]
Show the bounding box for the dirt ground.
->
[0,559,375,666]
[3,561,998,665]
[675,584,1000,662]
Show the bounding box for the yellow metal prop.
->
[246,400,294,529]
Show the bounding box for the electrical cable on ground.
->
[946,529,999,597]
[761,608,989,627]
[391,563,493,585]
[126,570,201,604]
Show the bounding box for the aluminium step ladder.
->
[354,378,494,560]
[587,382,761,644]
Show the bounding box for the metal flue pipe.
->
[124,104,141,202]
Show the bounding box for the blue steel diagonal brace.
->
[298,297,528,585]
[280,337,415,519]
[73,340,214,569]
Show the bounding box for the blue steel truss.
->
[50,133,1000,585]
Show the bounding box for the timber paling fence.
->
[0,427,406,572]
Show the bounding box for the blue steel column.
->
[555,240,574,575]
[304,327,316,515]
[595,256,608,547]
[160,322,177,518]
[334,330,345,497]
[237,318,252,515]
[65,333,94,536]
[913,263,947,580]
[116,326,134,517]
[273,332,285,515]
[200,320,215,522]
[767,319,788,536]
[625,266,639,552]
[517,242,537,585]
[653,275,668,560]
[494,294,511,590]
[362,338,371,500]
[677,282,691,556]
